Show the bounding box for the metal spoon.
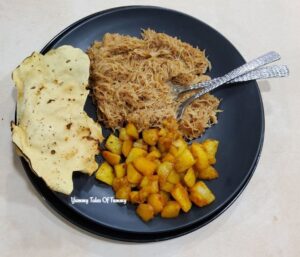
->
[176,52,289,119]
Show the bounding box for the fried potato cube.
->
[126,147,147,163]
[158,128,167,137]
[142,129,159,146]
[140,176,150,188]
[148,193,164,214]
[136,203,154,222]
[167,170,181,184]
[119,127,130,141]
[146,149,161,160]
[139,188,150,203]
[159,191,170,205]
[105,134,122,155]
[133,139,148,151]
[179,172,186,181]
[157,162,173,182]
[112,177,129,192]
[130,191,141,204]
[162,153,175,163]
[141,176,159,193]
[149,146,159,152]
[168,146,177,156]
[114,163,126,178]
[122,139,133,157]
[115,186,131,200]
[157,136,172,153]
[171,183,192,212]
[162,118,180,133]
[133,157,157,176]
[154,159,161,167]
[126,123,139,139]
[170,138,187,157]
[191,143,209,171]
[147,179,159,194]
[175,148,196,173]
[102,151,121,166]
[198,165,219,180]
[127,163,142,184]
[160,181,174,192]
[95,162,115,186]
[129,183,139,188]
[202,139,219,165]
[183,167,196,187]
[161,201,181,218]
[189,181,215,207]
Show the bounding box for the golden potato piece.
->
[102,151,121,166]
[126,123,139,139]
[130,191,141,204]
[114,163,126,178]
[189,181,215,207]
[157,162,173,182]
[119,127,130,141]
[95,162,114,186]
[160,181,174,192]
[171,183,192,212]
[136,203,154,222]
[191,143,209,171]
[157,136,172,153]
[162,153,175,163]
[183,167,196,187]
[198,165,219,180]
[146,149,161,160]
[127,163,142,184]
[167,170,180,184]
[159,191,170,205]
[140,176,159,194]
[158,128,167,137]
[140,176,150,188]
[170,138,187,157]
[147,179,159,194]
[115,186,131,200]
[139,188,150,203]
[154,159,161,167]
[122,139,133,157]
[175,148,196,173]
[133,139,148,151]
[161,201,181,218]
[148,193,164,214]
[142,129,159,146]
[168,146,177,157]
[126,147,147,163]
[202,139,219,165]
[133,157,157,176]
[105,134,122,155]
[112,177,129,192]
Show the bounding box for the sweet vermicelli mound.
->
[88,29,220,138]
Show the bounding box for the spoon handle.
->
[177,51,282,119]
[229,65,289,83]
[176,51,281,95]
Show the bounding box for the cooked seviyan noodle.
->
[11,46,103,195]
[88,29,220,139]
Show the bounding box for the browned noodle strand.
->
[87,29,220,139]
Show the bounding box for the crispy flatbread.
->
[12,45,103,195]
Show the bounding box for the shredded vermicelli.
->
[87,29,220,138]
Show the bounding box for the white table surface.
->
[1,0,299,256]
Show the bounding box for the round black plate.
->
[21,6,264,242]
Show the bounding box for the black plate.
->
[20,6,264,242]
